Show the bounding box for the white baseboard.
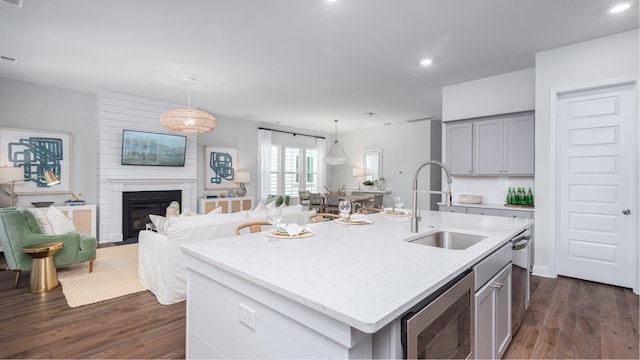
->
[532,264,555,278]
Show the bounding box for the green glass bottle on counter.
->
[506,188,512,205]
[526,188,534,206]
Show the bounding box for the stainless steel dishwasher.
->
[511,227,531,335]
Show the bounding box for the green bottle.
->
[506,188,513,205]
[527,188,533,206]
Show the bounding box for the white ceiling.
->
[0,0,637,133]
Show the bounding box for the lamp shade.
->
[352,168,365,177]
[0,166,24,184]
[235,171,250,183]
[43,170,60,186]
[160,108,217,135]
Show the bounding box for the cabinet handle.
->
[491,282,503,289]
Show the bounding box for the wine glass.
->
[267,206,282,229]
[393,196,404,212]
[338,200,351,221]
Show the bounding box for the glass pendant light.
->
[326,119,348,165]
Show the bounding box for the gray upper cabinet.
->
[447,112,534,176]
[446,122,473,175]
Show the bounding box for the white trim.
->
[549,75,639,293]
[106,177,196,242]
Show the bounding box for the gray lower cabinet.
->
[475,263,512,359]
[466,207,533,219]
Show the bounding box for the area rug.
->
[57,243,146,308]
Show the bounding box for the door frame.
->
[548,76,639,294]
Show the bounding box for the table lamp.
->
[235,171,250,197]
[352,168,365,190]
[0,166,60,207]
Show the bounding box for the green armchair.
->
[0,207,98,287]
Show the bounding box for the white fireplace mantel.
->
[107,177,196,242]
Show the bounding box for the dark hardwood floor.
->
[1,256,637,359]
[505,275,639,359]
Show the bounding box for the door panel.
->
[557,83,636,288]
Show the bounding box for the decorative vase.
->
[236,184,247,197]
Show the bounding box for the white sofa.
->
[138,205,315,305]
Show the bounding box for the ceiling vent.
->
[407,116,439,123]
[0,0,24,7]
[0,56,17,64]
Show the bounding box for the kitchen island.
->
[181,210,531,359]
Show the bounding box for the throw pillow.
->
[149,214,169,235]
[180,208,195,217]
[28,207,77,235]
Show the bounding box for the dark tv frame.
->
[121,129,187,167]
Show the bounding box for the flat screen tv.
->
[121,130,187,167]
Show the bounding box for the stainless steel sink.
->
[407,231,486,250]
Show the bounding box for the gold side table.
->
[22,241,64,293]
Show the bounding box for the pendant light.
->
[160,77,217,135]
[326,119,348,165]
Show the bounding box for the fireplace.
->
[122,190,181,242]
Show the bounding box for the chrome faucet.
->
[411,160,453,233]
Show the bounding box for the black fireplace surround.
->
[122,190,181,242]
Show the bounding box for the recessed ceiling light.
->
[419,58,433,66]
[608,2,631,13]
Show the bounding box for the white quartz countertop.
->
[442,201,535,212]
[181,210,532,334]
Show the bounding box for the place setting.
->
[264,207,315,239]
[381,196,412,217]
[333,200,373,225]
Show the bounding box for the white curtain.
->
[258,129,272,201]
[316,137,326,192]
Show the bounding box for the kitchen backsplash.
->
[450,176,535,205]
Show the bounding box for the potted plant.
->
[362,180,375,190]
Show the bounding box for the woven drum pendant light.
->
[160,77,217,135]
[326,119,348,165]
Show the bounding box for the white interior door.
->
[556,82,637,288]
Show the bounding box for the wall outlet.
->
[239,303,256,331]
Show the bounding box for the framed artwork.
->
[204,146,237,190]
[121,129,187,167]
[0,127,71,194]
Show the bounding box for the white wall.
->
[330,120,441,210]
[534,29,639,278]
[0,77,97,207]
[442,68,535,121]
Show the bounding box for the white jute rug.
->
[57,243,146,308]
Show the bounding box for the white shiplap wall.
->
[97,91,197,243]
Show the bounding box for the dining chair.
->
[298,190,311,206]
[308,213,340,223]
[358,207,382,215]
[234,221,272,236]
[308,193,324,212]
[324,193,341,214]
[371,194,384,209]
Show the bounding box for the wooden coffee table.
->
[22,241,64,293]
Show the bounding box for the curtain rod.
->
[258,127,326,140]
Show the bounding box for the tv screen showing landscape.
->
[121,130,187,167]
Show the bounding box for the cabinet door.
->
[475,279,495,359]
[474,119,503,175]
[494,264,512,358]
[504,115,534,175]
[446,122,473,175]
[71,208,93,236]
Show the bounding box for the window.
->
[270,146,319,196]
